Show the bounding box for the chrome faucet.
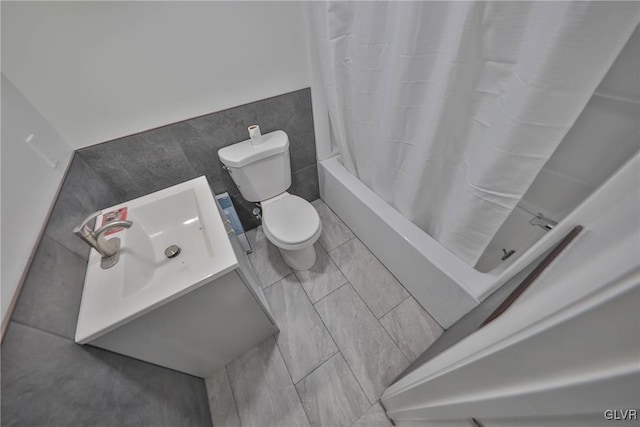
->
[74,211,133,258]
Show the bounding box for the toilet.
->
[218,130,321,270]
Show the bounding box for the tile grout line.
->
[10,319,75,343]
[316,199,414,309]
[311,284,377,407]
[293,248,348,305]
[260,271,295,291]
[271,335,315,427]
[315,278,410,390]
[313,198,357,254]
[314,198,358,235]
[320,233,356,254]
[333,236,411,303]
[378,296,446,362]
[293,350,340,386]
[377,294,412,322]
[300,275,349,306]
[46,233,91,264]
[44,228,90,262]
[277,274,341,386]
[351,401,390,427]
[222,365,243,427]
[378,314,413,362]
[261,270,330,426]
[310,281,351,307]
[248,226,295,290]
[272,315,338,388]
[327,238,407,325]
[335,343,376,408]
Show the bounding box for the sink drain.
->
[164,245,181,259]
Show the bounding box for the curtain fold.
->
[309,1,639,265]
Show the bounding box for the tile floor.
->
[206,199,444,427]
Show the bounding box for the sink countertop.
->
[75,176,239,343]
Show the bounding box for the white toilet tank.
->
[218,130,292,202]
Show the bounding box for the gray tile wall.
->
[2,88,318,426]
[78,88,319,230]
[2,155,212,426]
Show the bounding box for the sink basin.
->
[75,176,237,343]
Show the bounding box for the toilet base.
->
[278,245,317,271]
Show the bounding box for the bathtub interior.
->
[474,206,547,273]
[474,144,639,273]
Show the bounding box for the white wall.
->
[1,74,74,328]
[0,1,310,329]
[520,25,640,220]
[1,1,310,148]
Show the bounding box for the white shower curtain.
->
[308,1,639,265]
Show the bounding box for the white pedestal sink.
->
[75,176,277,378]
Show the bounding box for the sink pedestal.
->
[75,177,277,378]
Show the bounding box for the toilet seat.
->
[261,193,321,251]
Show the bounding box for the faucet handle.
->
[95,220,133,238]
[73,211,103,236]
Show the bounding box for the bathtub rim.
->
[318,151,639,301]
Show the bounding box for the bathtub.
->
[317,153,639,328]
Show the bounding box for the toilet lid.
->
[262,195,321,247]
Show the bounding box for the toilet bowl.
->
[217,129,323,271]
[261,192,321,270]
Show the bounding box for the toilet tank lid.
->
[218,130,289,168]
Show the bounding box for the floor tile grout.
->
[311,276,410,382]
[223,365,243,427]
[265,273,343,426]
[267,273,340,387]
[378,294,412,322]
[293,349,341,386]
[320,233,356,254]
[311,288,376,408]
[260,271,295,291]
[314,198,356,235]
[10,319,75,343]
[273,335,315,427]
[327,240,409,329]
[310,281,351,307]
[293,243,349,304]
[314,280,410,395]
[379,316,413,362]
[316,197,414,303]
[284,274,344,388]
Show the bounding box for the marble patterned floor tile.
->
[380,297,444,362]
[247,227,292,288]
[351,402,394,427]
[315,285,409,403]
[226,337,310,427]
[329,238,409,319]
[295,353,370,427]
[312,199,355,251]
[262,275,338,383]
[204,368,241,427]
[205,369,241,427]
[294,243,348,303]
